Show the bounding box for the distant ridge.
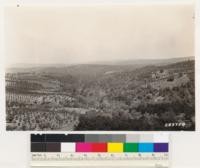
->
[90,56,194,66]
[6,56,194,73]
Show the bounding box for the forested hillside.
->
[6,59,195,131]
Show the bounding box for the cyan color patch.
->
[138,143,154,152]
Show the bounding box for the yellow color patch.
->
[107,143,123,153]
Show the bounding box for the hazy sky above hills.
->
[5,1,194,67]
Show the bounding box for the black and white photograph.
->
[5,2,195,131]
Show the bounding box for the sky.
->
[4,2,194,67]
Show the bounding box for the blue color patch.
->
[138,143,154,152]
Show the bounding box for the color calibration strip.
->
[31,134,169,153]
[31,134,169,168]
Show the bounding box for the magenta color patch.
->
[76,143,92,152]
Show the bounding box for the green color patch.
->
[123,143,138,152]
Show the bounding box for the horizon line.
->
[6,56,195,68]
